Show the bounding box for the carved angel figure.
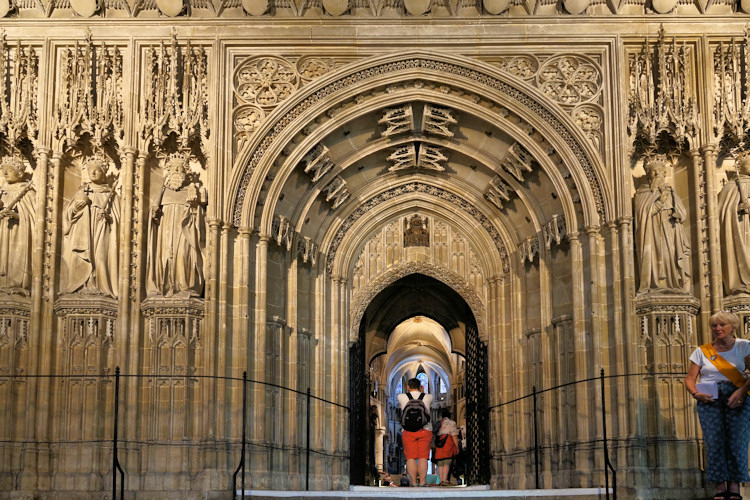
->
[719,153,750,295]
[61,157,120,298]
[146,153,207,298]
[634,156,691,293]
[0,154,35,295]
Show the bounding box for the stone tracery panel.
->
[326,181,510,275]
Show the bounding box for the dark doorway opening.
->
[349,273,489,485]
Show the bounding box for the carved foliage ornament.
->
[628,26,700,151]
[713,30,750,145]
[139,33,209,153]
[0,34,38,151]
[54,33,123,153]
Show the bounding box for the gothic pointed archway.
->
[349,272,488,485]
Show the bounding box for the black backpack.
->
[400,393,430,432]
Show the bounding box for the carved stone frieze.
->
[350,260,486,343]
[493,55,540,80]
[635,294,699,371]
[233,59,605,226]
[325,181,509,274]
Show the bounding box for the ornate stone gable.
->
[232,55,607,228]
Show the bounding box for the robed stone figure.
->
[61,157,120,298]
[719,153,750,295]
[634,157,691,293]
[0,155,35,295]
[146,154,206,298]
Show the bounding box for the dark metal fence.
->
[0,369,695,499]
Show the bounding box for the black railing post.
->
[532,385,539,489]
[306,387,311,491]
[600,368,616,500]
[112,366,124,500]
[232,371,248,499]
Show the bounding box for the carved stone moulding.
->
[141,296,205,347]
[635,293,700,348]
[54,294,118,318]
[723,294,750,339]
[0,294,30,358]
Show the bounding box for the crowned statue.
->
[634,154,691,294]
[61,155,120,298]
[0,153,35,295]
[146,151,207,298]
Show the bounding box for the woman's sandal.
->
[726,494,742,500]
[712,493,728,500]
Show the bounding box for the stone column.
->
[567,232,590,446]
[699,145,722,313]
[252,235,270,445]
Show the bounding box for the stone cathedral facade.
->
[1,0,750,498]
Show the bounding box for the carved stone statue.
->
[404,214,429,247]
[634,156,691,293]
[0,154,35,295]
[61,156,120,298]
[146,153,207,298]
[718,153,750,295]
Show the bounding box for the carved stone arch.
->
[349,261,486,344]
[227,51,612,229]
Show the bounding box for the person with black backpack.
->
[397,378,433,486]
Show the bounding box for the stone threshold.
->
[235,486,613,498]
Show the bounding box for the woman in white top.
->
[685,311,750,500]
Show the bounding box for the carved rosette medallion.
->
[536,55,601,107]
[234,56,299,110]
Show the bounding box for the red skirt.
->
[434,434,458,460]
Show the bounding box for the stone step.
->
[236,486,612,500]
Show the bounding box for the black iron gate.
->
[349,323,368,485]
[466,320,490,484]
